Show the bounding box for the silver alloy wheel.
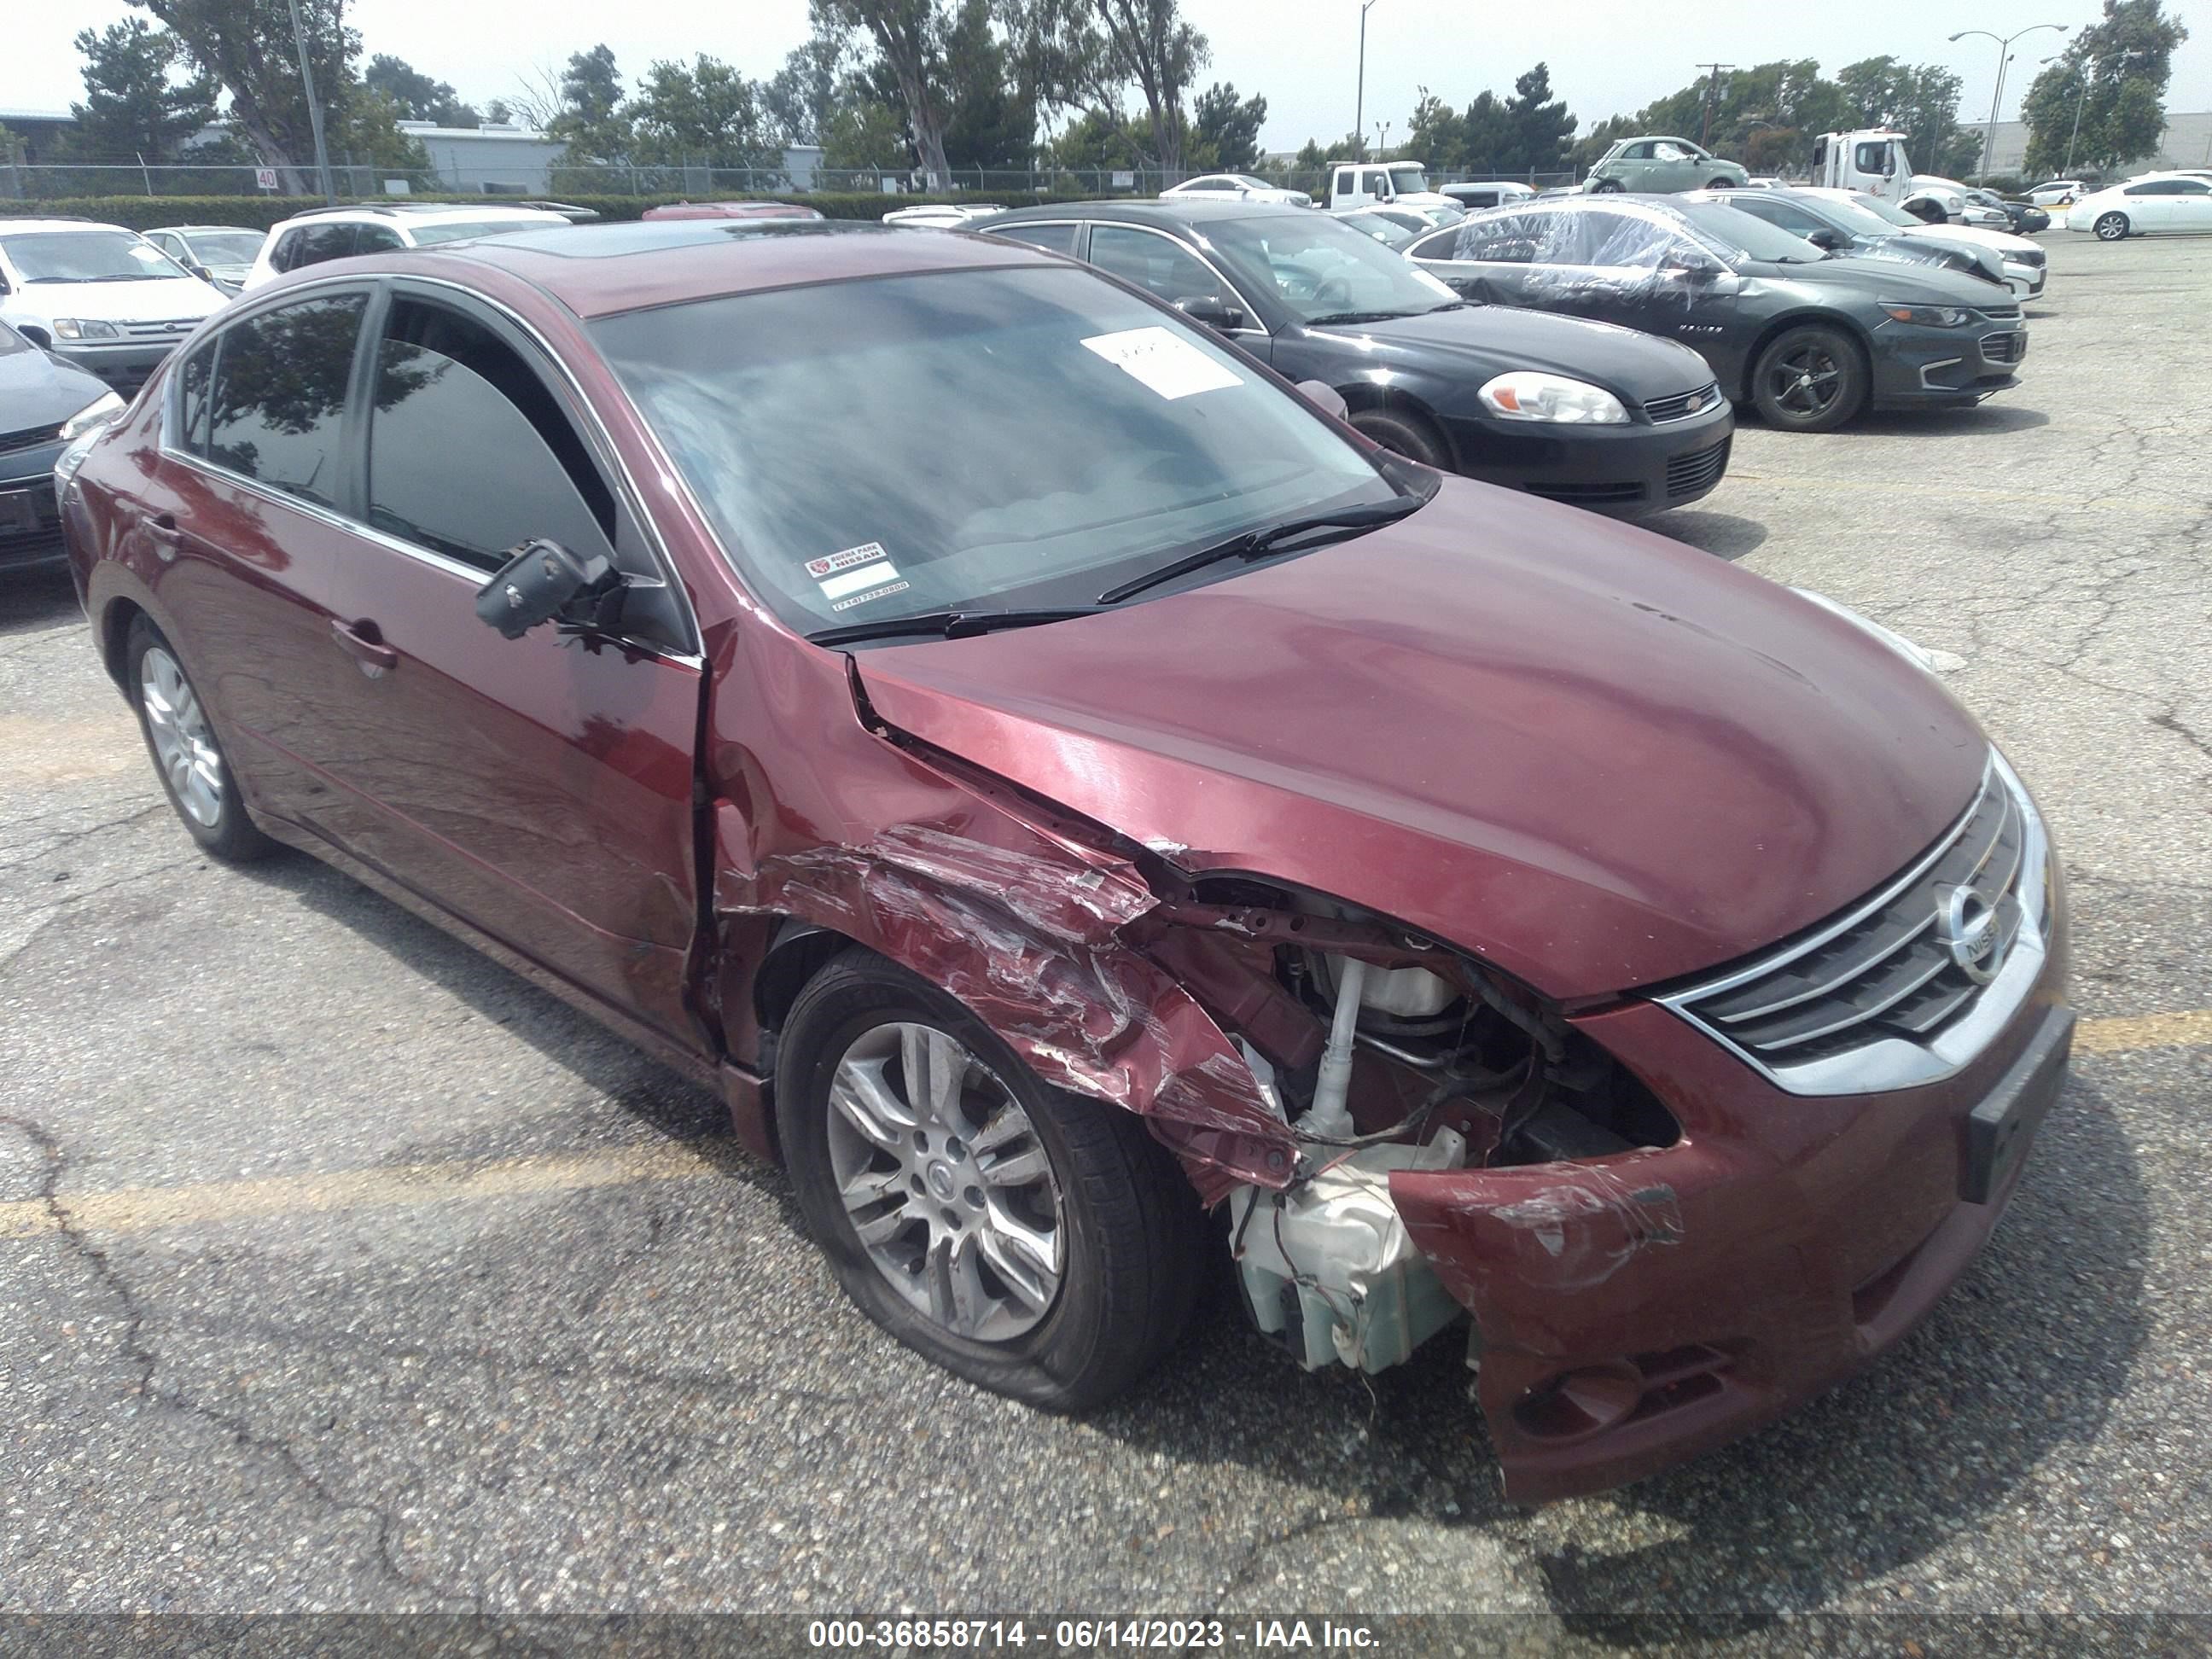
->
[825,1021,1066,1342]
[139,645,224,828]
[2094,212,2128,242]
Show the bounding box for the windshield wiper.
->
[1305,309,1425,326]
[1097,495,1426,605]
[806,606,1104,648]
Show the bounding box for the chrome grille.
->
[1665,436,1731,499]
[1644,382,1721,423]
[1656,754,2052,1094]
[1980,331,2026,364]
[122,318,201,340]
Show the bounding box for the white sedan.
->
[2066,174,2212,241]
[1161,173,1313,207]
[880,204,1007,228]
[2023,179,2092,207]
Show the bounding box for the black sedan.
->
[978,200,1733,517]
[1967,188,2053,234]
[1406,195,2027,433]
[1,320,121,575]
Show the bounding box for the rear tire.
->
[1350,405,1452,469]
[775,949,1206,1412]
[125,616,274,863]
[1591,178,1624,193]
[2093,212,2129,242]
[1749,324,1867,434]
[1705,178,1737,189]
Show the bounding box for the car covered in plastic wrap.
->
[1408,195,2030,431]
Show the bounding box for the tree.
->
[812,0,956,187]
[1190,81,1264,171]
[485,99,510,125]
[1833,56,1969,175]
[64,17,219,164]
[1049,107,1141,169]
[364,53,477,126]
[130,0,422,190]
[941,0,1033,168]
[2020,0,2188,175]
[1089,0,1207,172]
[1503,62,1575,174]
[1406,88,1464,172]
[543,44,633,162]
[1292,133,1365,170]
[765,34,848,147]
[624,55,776,168]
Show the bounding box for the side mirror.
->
[1667,253,1724,280]
[474,538,622,640]
[1806,228,1848,251]
[1295,379,1348,420]
[1176,295,1248,333]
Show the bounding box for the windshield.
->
[1667,201,1826,265]
[406,218,547,247]
[594,265,1395,635]
[1,230,189,282]
[1201,212,1459,323]
[1387,164,1431,194]
[1846,192,1923,229]
[183,230,266,264]
[1784,194,1901,239]
[1230,175,1271,189]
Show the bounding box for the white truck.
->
[1328,161,1464,216]
[1811,131,1980,224]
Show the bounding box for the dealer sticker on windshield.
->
[1080,326,1243,399]
[811,547,910,611]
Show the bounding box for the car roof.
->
[273,203,566,225]
[984,198,1305,227]
[149,224,265,235]
[405,218,1062,320]
[0,218,137,236]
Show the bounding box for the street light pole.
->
[1949,24,2068,185]
[283,0,336,203]
[1355,0,1377,159]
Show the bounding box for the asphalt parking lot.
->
[3,229,2209,1638]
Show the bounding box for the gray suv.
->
[1586,137,1749,194]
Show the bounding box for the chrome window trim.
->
[1652,750,2053,1096]
[157,268,704,667]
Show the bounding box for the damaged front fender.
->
[714,801,1297,1197]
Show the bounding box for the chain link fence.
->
[3,159,1585,203]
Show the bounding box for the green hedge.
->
[0,190,1094,231]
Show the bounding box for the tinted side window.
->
[1086,227,1231,307]
[204,294,366,505]
[364,297,614,573]
[293,224,358,268]
[175,340,215,457]
[353,223,405,253]
[1854,143,1889,174]
[993,223,1079,255]
[1450,212,1542,262]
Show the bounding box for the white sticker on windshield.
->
[1080,326,1244,399]
[830,579,909,612]
[818,558,900,601]
[806,542,888,579]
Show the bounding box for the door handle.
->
[145,512,184,561]
[331,617,399,677]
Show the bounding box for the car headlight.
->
[52,318,122,341]
[1792,588,1962,674]
[59,391,126,441]
[1881,302,1973,327]
[1478,371,1629,424]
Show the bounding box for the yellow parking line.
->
[2072,1007,2212,1057]
[1,1009,2203,1242]
[1728,474,2191,517]
[0,1139,721,1242]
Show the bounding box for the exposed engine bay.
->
[1132,876,1681,1376]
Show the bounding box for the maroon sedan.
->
[55,219,2070,1501]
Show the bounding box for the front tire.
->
[1590,178,1624,193]
[2094,212,2129,242]
[775,949,1205,1412]
[126,617,273,862]
[1349,405,1452,469]
[1705,177,1737,189]
[1749,325,1867,434]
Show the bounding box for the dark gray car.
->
[980,200,1736,516]
[1685,188,2011,294]
[1407,195,2027,433]
[0,320,120,573]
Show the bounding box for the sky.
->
[6,0,2209,154]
